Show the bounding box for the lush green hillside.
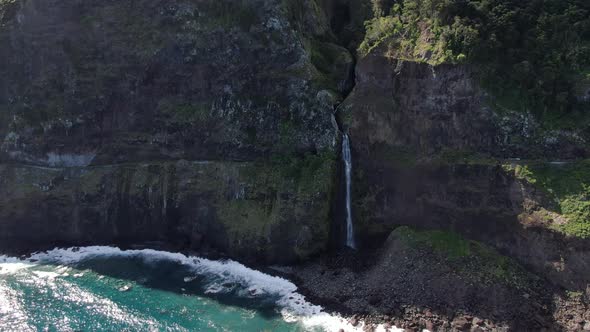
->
[360,0,590,126]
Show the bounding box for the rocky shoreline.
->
[282,228,590,332]
[1,0,589,331]
[4,234,590,331]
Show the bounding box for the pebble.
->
[425,321,435,331]
[452,316,471,331]
[472,317,484,326]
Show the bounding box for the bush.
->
[359,0,590,121]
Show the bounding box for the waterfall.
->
[342,133,356,249]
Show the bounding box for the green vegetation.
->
[282,0,324,29]
[303,38,353,97]
[359,7,456,64]
[307,40,348,77]
[566,290,584,299]
[359,0,590,123]
[395,226,531,286]
[204,1,261,31]
[157,99,211,123]
[217,199,275,239]
[396,226,471,258]
[504,161,590,238]
[268,150,337,198]
[217,151,336,251]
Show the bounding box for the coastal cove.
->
[0,0,589,330]
[1,237,587,331]
[0,246,402,332]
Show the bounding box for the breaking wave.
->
[0,246,404,332]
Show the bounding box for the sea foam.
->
[0,255,36,275]
[5,246,407,332]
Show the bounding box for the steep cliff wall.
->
[0,0,354,263]
[339,47,590,290]
[0,0,344,165]
[1,0,589,296]
[342,52,589,160]
[0,158,334,263]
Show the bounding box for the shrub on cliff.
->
[359,0,590,122]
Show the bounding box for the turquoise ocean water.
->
[0,247,376,332]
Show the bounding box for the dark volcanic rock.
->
[346,160,590,291]
[0,0,351,263]
[291,227,587,331]
[335,48,590,291]
[342,53,589,160]
[0,1,590,330]
[0,160,335,263]
[0,0,342,165]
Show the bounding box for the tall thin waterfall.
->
[342,133,356,249]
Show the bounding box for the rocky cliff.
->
[0,0,355,263]
[337,50,590,291]
[1,1,590,328]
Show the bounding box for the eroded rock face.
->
[292,227,559,331]
[349,161,590,290]
[0,0,348,263]
[0,0,589,297]
[345,56,496,156]
[0,0,340,165]
[343,53,589,160]
[0,158,334,263]
[342,50,590,290]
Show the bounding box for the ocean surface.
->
[0,247,399,332]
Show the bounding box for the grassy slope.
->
[505,161,590,238]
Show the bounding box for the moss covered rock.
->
[0,0,346,165]
[0,158,335,263]
[504,160,590,239]
[0,0,347,263]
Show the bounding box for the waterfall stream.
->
[342,133,356,249]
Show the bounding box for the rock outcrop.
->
[291,226,589,331]
[1,0,590,321]
[339,47,590,291]
[0,159,334,262]
[342,52,589,160]
[0,0,343,165]
[0,0,353,263]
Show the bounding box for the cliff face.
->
[0,159,334,262]
[343,52,589,160]
[1,0,589,297]
[0,0,352,263]
[341,48,590,290]
[0,0,343,165]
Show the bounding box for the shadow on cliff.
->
[321,149,590,330]
[346,144,590,288]
[294,228,578,331]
